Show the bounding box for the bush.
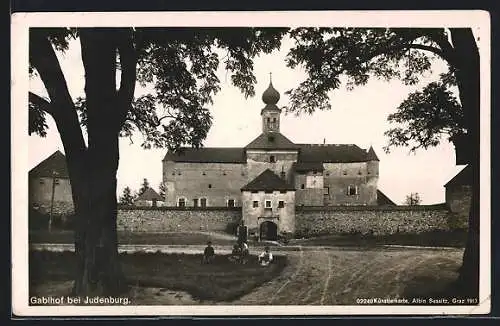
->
[29,210,75,231]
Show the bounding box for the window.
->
[278,201,285,208]
[39,179,45,184]
[270,155,276,163]
[325,172,330,176]
[265,190,273,194]
[178,198,186,207]
[54,179,60,185]
[202,171,206,176]
[222,171,226,175]
[272,117,277,123]
[193,198,198,207]
[324,187,330,195]
[343,171,347,175]
[208,184,212,189]
[251,190,259,194]
[279,190,286,194]
[265,200,272,209]
[200,198,207,208]
[347,185,358,196]
[227,199,235,208]
[172,172,175,175]
[253,201,259,208]
[301,184,305,189]
[267,117,270,123]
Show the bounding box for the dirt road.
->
[231,247,463,305]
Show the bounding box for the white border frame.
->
[12,10,491,316]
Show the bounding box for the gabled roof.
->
[29,150,69,178]
[241,169,295,191]
[162,147,246,163]
[136,187,163,201]
[297,144,370,163]
[245,132,298,150]
[444,165,471,187]
[377,189,396,206]
[366,146,379,161]
[293,162,324,172]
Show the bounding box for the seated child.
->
[229,244,241,263]
[258,246,273,266]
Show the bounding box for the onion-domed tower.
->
[261,74,281,133]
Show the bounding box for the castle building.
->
[162,79,381,240]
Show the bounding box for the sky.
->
[28,33,468,205]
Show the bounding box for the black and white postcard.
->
[11,10,491,316]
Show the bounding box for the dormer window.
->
[270,155,276,163]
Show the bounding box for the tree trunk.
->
[450,28,480,299]
[74,28,126,296]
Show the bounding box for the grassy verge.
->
[289,230,467,248]
[29,231,236,246]
[29,250,287,302]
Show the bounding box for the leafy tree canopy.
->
[29,27,289,151]
[284,27,468,153]
[404,192,422,206]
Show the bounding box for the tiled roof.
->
[136,187,163,201]
[444,165,471,187]
[377,189,396,206]
[245,132,298,150]
[297,144,369,163]
[241,169,295,191]
[162,147,246,163]
[162,136,378,164]
[29,150,69,178]
[293,162,324,172]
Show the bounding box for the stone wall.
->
[117,206,242,232]
[116,204,453,236]
[295,204,451,237]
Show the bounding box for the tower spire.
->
[261,74,281,133]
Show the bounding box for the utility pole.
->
[48,170,58,232]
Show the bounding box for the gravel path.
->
[230,248,464,305]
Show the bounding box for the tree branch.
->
[29,29,87,154]
[29,92,53,115]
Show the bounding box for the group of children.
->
[202,241,273,267]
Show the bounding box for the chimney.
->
[280,166,286,180]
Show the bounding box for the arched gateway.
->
[260,221,278,241]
